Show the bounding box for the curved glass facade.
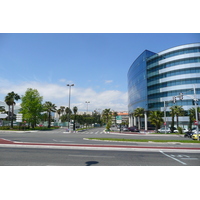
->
[128,50,155,113]
[128,43,200,115]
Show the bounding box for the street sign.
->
[164,122,166,125]
[194,120,198,125]
[116,116,122,120]
[117,120,122,124]
[16,114,23,122]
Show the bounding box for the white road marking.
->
[68,154,115,158]
[170,154,198,160]
[159,151,187,165]
[53,139,74,143]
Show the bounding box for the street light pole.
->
[85,101,90,113]
[67,84,74,129]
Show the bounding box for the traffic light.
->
[173,96,176,104]
[179,93,183,100]
[193,99,199,105]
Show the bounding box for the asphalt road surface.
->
[1,147,200,166]
[0,127,200,166]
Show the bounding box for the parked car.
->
[192,133,200,140]
[174,128,189,133]
[122,127,129,131]
[128,126,139,132]
[191,128,198,133]
[157,127,171,133]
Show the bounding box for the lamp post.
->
[85,101,90,113]
[67,84,74,129]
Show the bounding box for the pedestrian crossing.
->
[63,131,109,135]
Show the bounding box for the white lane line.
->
[159,150,187,165]
[53,139,74,143]
[68,154,115,158]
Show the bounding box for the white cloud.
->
[105,80,113,84]
[59,79,67,83]
[0,79,128,112]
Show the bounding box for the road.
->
[0,127,200,166]
[0,147,200,166]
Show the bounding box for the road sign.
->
[16,114,23,122]
[116,116,122,120]
[194,120,198,125]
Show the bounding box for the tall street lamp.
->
[85,101,90,113]
[67,84,74,129]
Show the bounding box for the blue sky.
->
[0,33,199,112]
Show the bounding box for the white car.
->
[174,128,188,133]
[158,127,171,133]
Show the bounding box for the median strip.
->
[86,138,200,144]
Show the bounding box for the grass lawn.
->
[87,138,200,143]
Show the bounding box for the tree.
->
[43,101,57,128]
[60,106,65,116]
[133,107,144,130]
[170,105,184,129]
[65,107,72,128]
[113,111,118,125]
[0,106,5,112]
[102,108,112,131]
[148,111,164,132]
[169,107,175,133]
[73,106,78,130]
[56,109,61,122]
[20,88,43,128]
[5,91,20,128]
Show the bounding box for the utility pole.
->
[67,84,74,129]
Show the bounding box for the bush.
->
[177,127,183,134]
[0,126,10,130]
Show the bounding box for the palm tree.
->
[73,106,78,131]
[133,107,144,130]
[60,106,65,116]
[112,111,118,125]
[169,107,175,133]
[148,110,164,132]
[5,91,20,128]
[170,105,184,128]
[56,109,61,123]
[43,101,57,128]
[5,95,13,121]
[0,106,5,112]
[102,108,112,131]
[65,107,72,128]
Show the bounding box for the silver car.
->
[158,127,171,133]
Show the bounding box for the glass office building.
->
[128,43,200,129]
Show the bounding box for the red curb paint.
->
[0,138,14,144]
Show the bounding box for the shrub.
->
[0,126,10,130]
[177,127,183,134]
